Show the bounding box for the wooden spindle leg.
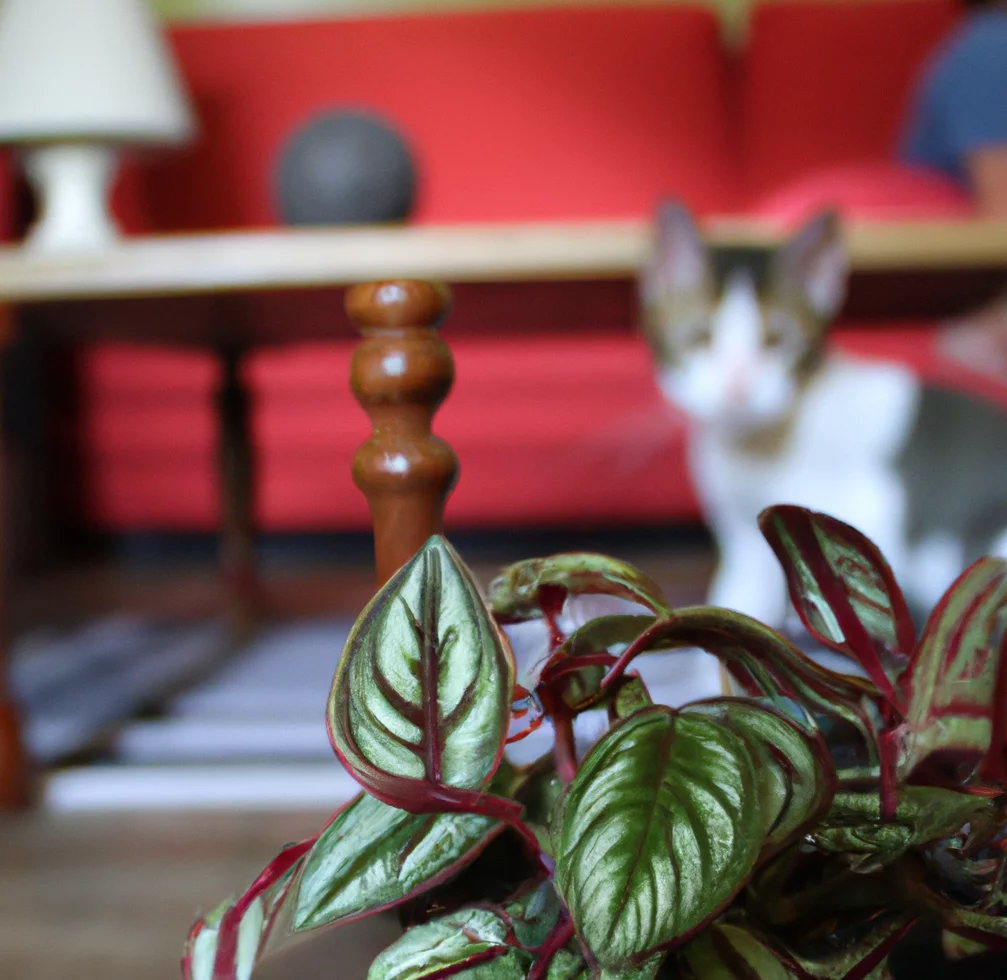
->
[347,281,458,588]
[217,344,259,639]
[0,306,31,807]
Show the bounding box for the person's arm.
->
[967,145,1007,217]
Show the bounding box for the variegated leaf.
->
[607,607,884,767]
[554,707,763,967]
[489,554,671,622]
[505,880,564,950]
[677,922,795,979]
[367,907,531,980]
[554,615,659,660]
[783,910,914,979]
[328,536,514,803]
[294,792,503,931]
[900,557,1007,781]
[510,755,565,856]
[759,505,913,703]
[611,675,653,720]
[183,840,308,980]
[810,786,994,867]
[682,698,834,852]
[598,953,665,980]
[545,948,587,980]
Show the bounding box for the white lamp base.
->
[23,143,121,252]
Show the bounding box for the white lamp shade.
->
[0,0,195,145]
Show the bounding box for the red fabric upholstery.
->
[75,324,1007,532]
[741,0,960,202]
[74,336,697,531]
[120,6,736,230]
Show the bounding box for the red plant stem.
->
[442,788,552,875]
[541,653,617,686]
[599,620,669,691]
[528,914,575,980]
[552,709,578,786]
[538,585,568,651]
[232,838,315,919]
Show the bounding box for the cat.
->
[639,201,1007,632]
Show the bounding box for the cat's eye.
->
[678,319,712,348]
[764,313,800,349]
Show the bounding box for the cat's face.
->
[640,204,847,432]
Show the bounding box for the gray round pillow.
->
[275,111,416,226]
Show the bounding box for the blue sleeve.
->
[901,15,1007,182]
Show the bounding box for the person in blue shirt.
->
[902,0,1007,216]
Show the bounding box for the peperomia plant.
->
[183,505,1007,980]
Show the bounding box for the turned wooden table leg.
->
[217,344,260,639]
[0,305,31,807]
[347,281,458,588]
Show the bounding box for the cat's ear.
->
[776,209,847,321]
[641,201,707,304]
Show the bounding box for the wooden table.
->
[0,216,1004,807]
[0,218,1005,302]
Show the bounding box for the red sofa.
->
[58,1,979,533]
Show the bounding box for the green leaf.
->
[611,675,654,720]
[554,706,764,967]
[183,896,268,980]
[610,607,884,767]
[505,880,564,949]
[510,755,565,857]
[545,948,587,980]
[367,907,531,980]
[810,786,994,867]
[329,536,514,802]
[294,792,503,931]
[677,922,795,979]
[900,557,1007,781]
[942,929,996,960]
[183,838,310,980]
[909,880,1007,942]
[782,910,913,979]
[489,554,672,622]
[682,698,834,852]
[183,898,231,980]
[759,505,913,703]
[555,615,659,659]
[533,616,662,713]
[598,953,665,980]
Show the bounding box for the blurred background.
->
[0,0,1004,977]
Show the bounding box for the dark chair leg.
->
[0,308,32,807]
[217,344,260,640]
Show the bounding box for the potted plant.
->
[183,504,1007,979]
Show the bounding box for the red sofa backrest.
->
[741,0,961,201]
[120,5,737,231]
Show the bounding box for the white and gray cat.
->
[640,201,1007,631]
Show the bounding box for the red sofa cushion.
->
[751,161,974,224]
[122,5,737,232]
[741,0,961,202]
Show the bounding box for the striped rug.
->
[16,615,852,811]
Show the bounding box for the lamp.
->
[0,0,195,251]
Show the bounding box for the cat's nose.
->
[725,369,749,405]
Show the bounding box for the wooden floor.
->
[0,809,336,980]
[0,533,715,980]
